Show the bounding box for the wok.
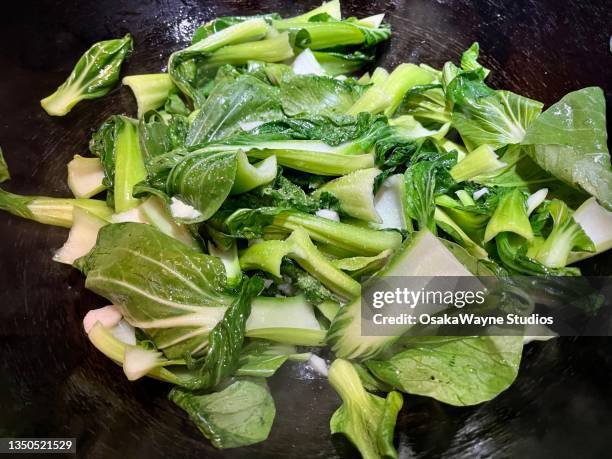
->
[1,1,611,457]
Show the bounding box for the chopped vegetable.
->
[1,1,610,455]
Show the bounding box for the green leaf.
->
[138,111,189,161]
[247,294,326,346]
[450,144,506,183]
[0,188,112,228]
[122,73,175,118]
[185,276,264,390]
[484,188,533,242]
[170,379,275,449]
[473,144,556,188]
[166,151,238,223]
[239,228,361,300]
[226,174,319,213]
[531,199,594,268]
[41,34,133,116]
[311,49,374,76]
[434,207,488,259]
[331,249,392,277]
[460,42,489,78]
[75,222,234,359]
[522,87,612,210]
[168,18,272,103]
[247,112,386,146]
[495,232,580,276]
[186,75,283,146]
[447,73,543,150]
[279,260,338,305]
[404,149,457,232]
[348,63,434,116]
[279,75,366,116]
[225,208,402,256]
[274,1,341,27]
[89,115,147,212]
[0,147,10,183]
[235,340,303,378]
[328,359,403,459]
[231,153,277,195]
[396,84,451,125]
[313,168,382,222]
[191,14,280,45]
[366,336,523,406]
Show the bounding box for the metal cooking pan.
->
[0,1,611,457]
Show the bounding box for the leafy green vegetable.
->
[280,260,338,305]
[247,294,326,346]
[522,87,612,210]
[313,168,381,222]
[226,208,402,256]
[248,112,385,146]
[569,197,612,262]
[274,13,390,51]
[185,276,264,390]
[166,151,237,223]
[348,63,434,116]
[137,196,200,249]
[208,240,242,288]
[473,144,556,188]
[435,193,491,242]
[434,207,488,259]
[5,4,612,453]
[0,147,10,183]
[170,379,275,449]
[495,232,580,276]
[67,155,106,198]
[41,34,133,116]
[312,49,374,75]
[331,249,392,276]
[450,144,506,182]
[460,42,489,78]
[279,75,366,116]
[484,188,533,242]
[226,174,318,213]
[397,84,450,125]
[76,222,234,359]
[235,340,307,378]
[231,153,277,195]
[366,336,523,406]
[446,72,543,150]
[86,322,186,385]
[328,230,473,361]
[328,359,403,459]
[89,115,147,212]
[0,188,112,227]
[169,18,270,103]
[186,74,283,146]
[531,199,594,268]
[138,111,189,160]
[404,149,457,232]
[122,73,175,118]
[239,228,361,299]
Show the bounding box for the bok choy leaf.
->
[41,34,133,116]
[522,87,612,210]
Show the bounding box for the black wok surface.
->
[1,1,611,458]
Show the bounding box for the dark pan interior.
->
[0,1,611,458]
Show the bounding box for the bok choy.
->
[1,1,610,456]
